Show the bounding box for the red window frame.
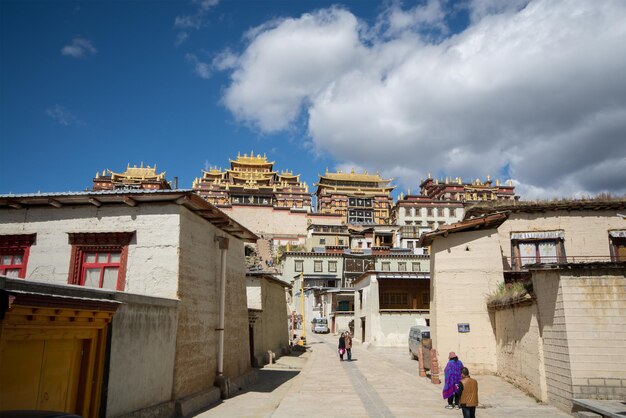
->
[0,234,36,279]
[80,250,123,289]
[68,232,134,291]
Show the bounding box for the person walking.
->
[344,331,353,361]
[458,367,478,418]
[442,351,463,409]
[338,332,346,361]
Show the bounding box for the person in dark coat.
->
[344,331,353,361]
[338,332,346,361]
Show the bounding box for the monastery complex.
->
[1,151,624,418]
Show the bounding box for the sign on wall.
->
[457,323,470,333]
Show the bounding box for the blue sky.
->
[2,0,625,198]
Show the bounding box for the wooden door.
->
[0,338,83,413]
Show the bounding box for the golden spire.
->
[487,174,491,182]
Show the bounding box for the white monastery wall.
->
[0,205,181,298]
[430,229,502,373]
[221,206,308,237]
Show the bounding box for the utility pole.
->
[298,272,307,345]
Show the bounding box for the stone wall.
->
[533,268,626,408]
[172,207,250,401]
[493,302,548,402]
[106,293,179,418]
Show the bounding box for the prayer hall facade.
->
[315,169,395,225]
[192,152,312,210]
[92,163,172,191]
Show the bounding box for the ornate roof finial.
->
[351,168,355,174]
[428,172,431,179]
[487,174,491,182]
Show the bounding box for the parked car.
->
[311,317,329,333]
[408,325,430,361]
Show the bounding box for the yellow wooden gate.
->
[0,290,118,417]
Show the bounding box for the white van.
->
[311,317,329,334]
[408,325,430,360]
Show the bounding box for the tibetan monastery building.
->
[193,152,312,239]
[420,175,517,202]
[92,163,171,191]
[315,169,395,225]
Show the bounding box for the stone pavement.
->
[194,332,571,417]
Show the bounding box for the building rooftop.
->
[0,189,258,242]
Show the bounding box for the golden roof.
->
[108,163,166,181]
[229,151,274,166]
[319,168,392,183]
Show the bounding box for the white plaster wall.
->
[375,312,430,346]
[353,275,371,342]
[221,206,308,237]
[354,274,377,344]
[257,279,290,364]
[497,210,625,258]
[246,277,263,310]
[106,296,178,417]
[0,205,181,298]
[333,314,352,333]
[374,257,429,272]
[430,229,503,373]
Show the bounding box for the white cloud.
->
[185,53,211,79]
[174,0,219,29]
[175,32,190,46]
[218,0,626,199]
[45,105,84,126]
[61,37,97,58]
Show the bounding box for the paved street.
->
[195,333,571,418]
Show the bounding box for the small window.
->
[328,261,337,272]
[0,234,35,278]
[295,260,304,272]
[314,260,323,272]
[338,239,344,245]
[320,238,326,245]
[359,290,363,308]
[412,262,421,272]
[398,262,407,271]
[512,232,565,269]
[381,262,390,271]
[610,232,626,262]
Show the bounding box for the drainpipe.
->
[214,235,229,397]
